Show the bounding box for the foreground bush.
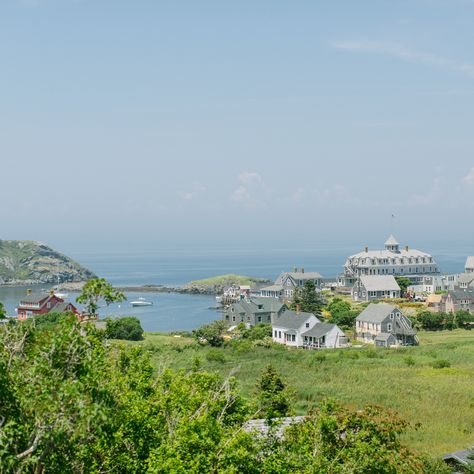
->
[106,316,144,341]
[0,317,447,473]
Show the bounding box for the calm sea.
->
[0,244,470,332]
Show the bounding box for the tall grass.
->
[129,329,474,456]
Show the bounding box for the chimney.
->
[301,267,305,274]
[296,304,301,313]
[365,246,368,253]
[27,289,32,295]
[405,245,409,252]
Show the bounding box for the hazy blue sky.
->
[1,0,473,253]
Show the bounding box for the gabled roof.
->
[51,302,77,314]
[443,447,474,466]
[448,289,474,302]
[457,273,474,285]
[230,297,286,316]
[274,310,319,330]
[359,275,400,292]
[385,235,399,246]
[466,256,474,270]
[375,332,395,342]
[18,293,51,305]
[275,271,323,284]
[356,303,397,323]
[302,322,340,338]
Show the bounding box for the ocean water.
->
[1,244,470,332]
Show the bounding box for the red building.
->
[17,291,80,321]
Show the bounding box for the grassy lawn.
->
[126,329,474,457]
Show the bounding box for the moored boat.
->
[130,297,153,307]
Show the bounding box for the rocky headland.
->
[0,240,96,286]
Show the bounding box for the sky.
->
[1,0,474,254]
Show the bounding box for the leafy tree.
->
[326,298,358,328]
[0,301,5,318]
[256,365,292,420]
[416,311,446,331]
[260,400,448,473]
[106,316,144,341]
[193,320,227,347]
[76,277,126,316]
[290,280,323,314]
[0,317,446,473]
[395,276,412,296]
[241,323,272,341]
[455,310,474,328]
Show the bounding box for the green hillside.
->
[0,240,96,285]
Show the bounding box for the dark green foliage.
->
[326,298,358,328]
[404,356,416,367]
[395,276,412,295]
[0,317,447,473]
[241,323,272,341]
[256,365,292,420]
[260,401,440,473]
[106,316,144,341]
[416,310,473,331]
[432,359,451,369]
[0,301,5,318]
[193,320,227,347]
[290,280,323,314]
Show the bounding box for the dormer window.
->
[305,322,310,328]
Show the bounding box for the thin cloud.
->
[463,167,474,185]
[331,40,474,78]
[231,171,267,209]
[180,182,207,201]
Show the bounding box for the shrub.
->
[193,320,227,347]
[432,359,451,369]
[105,316,144,341]
[404,356,415,367]
[310,352,326,365]
[206,349,226,364]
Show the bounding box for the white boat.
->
[54,291,69,299]
[130,297,153,307]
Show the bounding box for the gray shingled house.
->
[223,297,287,327]
[351,275,401,302]
[355,303,417,347]
[260,269,323,298]
[444,289,474,314]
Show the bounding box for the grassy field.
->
[125,330,474,457]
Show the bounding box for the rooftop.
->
[359,275,400,292]
[384,234,399,246]
[356,303,397,323]
[274,310,319,330]
[302,322,338,338]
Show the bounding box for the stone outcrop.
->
[0,240,96,286]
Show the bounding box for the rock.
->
[0,240,96,286]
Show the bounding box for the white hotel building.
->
[339,235,440,287]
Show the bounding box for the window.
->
[257,316,262,322]
[278,331,281,338]
[292,334,296,342]
[387,323,392,331]
[274,330,277,337]
[390,314,394,319]
[305,322,310,328]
